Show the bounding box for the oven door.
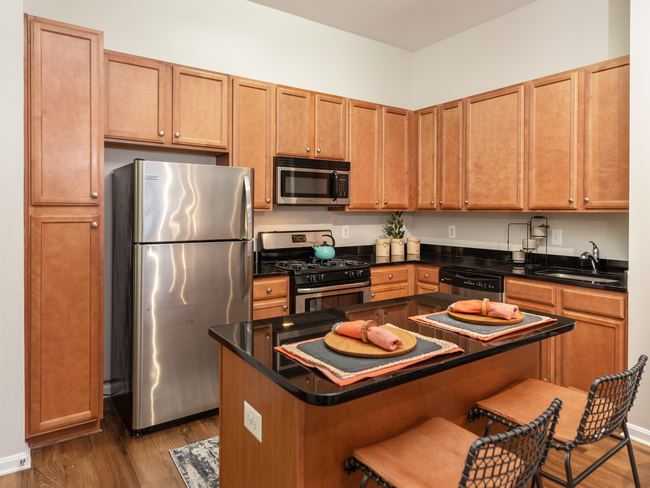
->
[295,281,371,314]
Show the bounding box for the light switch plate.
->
[448,225,456,239]
[342,225,349,239]
[551,229,562,246]
[244,401,262,443]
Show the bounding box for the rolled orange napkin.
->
[332,320,404,351]
[450,299,519,320]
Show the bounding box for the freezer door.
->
[134,160,254,243]
[133,240,253,429]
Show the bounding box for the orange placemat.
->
[409,311,556,342]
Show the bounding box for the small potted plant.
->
[532,223,550,238]
[384,211,405,255]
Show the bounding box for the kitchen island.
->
[209,292,575,487]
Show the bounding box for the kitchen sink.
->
[534,269,621,284]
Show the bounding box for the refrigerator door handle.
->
[242,175,253,240]
[241,241,252,302]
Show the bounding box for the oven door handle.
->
[296,281,370,294]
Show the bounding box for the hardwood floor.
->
[0,398,648,487]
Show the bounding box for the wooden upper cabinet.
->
[348,100,381,210]
[173,66,229,149]
[416,106,437,210]
[314,94,347,160]
[105,52,165,144]
[583,56,630,209]
[276,87,311,157]
[382,107,410,210]
[465,84,525,210]
[438,100,464,210]
[29,214,102,436]
[527,72,579,210]
[232,78,274,210]
[30,18,102,206]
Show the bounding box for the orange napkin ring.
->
[360,320,378,343]
[481,298,489,316]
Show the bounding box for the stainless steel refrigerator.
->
[111,159,253,435]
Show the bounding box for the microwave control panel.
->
[336,174,349,199]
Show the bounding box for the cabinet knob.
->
[384,312,387,317]
[569,198,574,203]
[159,131,164,137]
[175,132,180,138]
[307,147,311,152]
[465,200,469,204]
[265,333,270,339]
[389,274,393,279]
[371,293,375,298]
[384,200,387,205]
[91,192,98,198]
[283,305,288,311]
[430,201,434,204]
[317,148,321,153]
[425,273,429,278]
[375,313,379,318]
[376,201,379,205]
[91,222,98,229]
[584,197,589,203]
[266,198,271,203]
[267,288,272,294]
[440,201,443,205]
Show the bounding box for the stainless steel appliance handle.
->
[241,243,252,301]
[296,281,370,294]
[242,175,253,240]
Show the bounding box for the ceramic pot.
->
[512,251,526,263]
[522,238,537,251]
[376,238,390,257]
[406,237,420,254]
[391,238,405,256]
[532,227,546,238]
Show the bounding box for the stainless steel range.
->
[258,230,371,313]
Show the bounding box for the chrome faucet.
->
[580,241,600,273]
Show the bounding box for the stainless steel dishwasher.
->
[439,268,505,302]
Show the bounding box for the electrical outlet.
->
[244,401,262,443]
[551,229,562,246]
[448,225,456,239]
[342,225,349,239]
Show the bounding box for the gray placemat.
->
[427,311,545,336]
[297,336,442,373]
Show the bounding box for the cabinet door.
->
[172,66,229,149]
[314,94,347,160]
[416,107,437,210]
[253,276,289,301]
[371,283,409,302]
[438,100,464,210]
[29,215,102,436]
[252,298,289,320]
[30,18,102,206]
[528,72,579,210]
[347,308,381,323]
[416,283,439,294]
[583,57,630,209]
[381,107,410,210]
[348,100,381,210]
[276,87,311,157]
[232,78,274,210]
[105,52,165,144]
[466,85,524,210]
[381,303,409,328]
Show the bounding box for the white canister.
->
[376,238,391,257]
[391,238,405,256]
[406,237,421,254]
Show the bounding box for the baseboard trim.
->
[0,442,31,477]
[628,423,650,447]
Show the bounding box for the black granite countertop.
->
[253,261,291,278]
[209,292,575,406]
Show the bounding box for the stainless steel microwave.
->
[275,157,350,206]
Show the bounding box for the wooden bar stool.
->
[344,398,562,488]
[468,355,647,488]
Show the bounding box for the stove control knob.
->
[316,274,322,282]
[355,270,361,278]
[320,274,325,281]
[308,276,314,282]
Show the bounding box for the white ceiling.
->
[247,0,537,52]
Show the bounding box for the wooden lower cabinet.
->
[415,265,440,294]
[505,277,627,391]
[252,276,290,320]
[370,265,413,301]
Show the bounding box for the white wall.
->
[628,0,650,443]
[0,0,30,476]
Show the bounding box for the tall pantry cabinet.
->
[25,16,104,447]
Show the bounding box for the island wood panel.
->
[527,71,579,210]
[276,87,311,157]
[253,325,273,368]
[438,100,464,210]
[381,107,410,210]
[30,18,102,206]
[465,84,524,210]
[348,100,382,210]
[232,78,274,210]
[29,215,102,438]
[104,52,165,144]
[416,106,438,210]
[314,94,347,160]
[583,56,630,209]
[172,66,229,149]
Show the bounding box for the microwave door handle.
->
[330,171,338,201]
